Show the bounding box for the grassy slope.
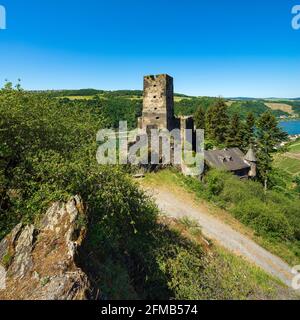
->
[265,103,294,115]
[141,169,300,266]
[161,216,298,300]
[274,156,300,176]
[274,140,300,176]
[289,142,300,153]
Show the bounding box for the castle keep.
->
[137,74,256,179]
[138,74,178,131]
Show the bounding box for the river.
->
[279,120,300,135]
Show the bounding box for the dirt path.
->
[145,185,296,288]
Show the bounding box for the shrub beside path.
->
[144,185,296,288]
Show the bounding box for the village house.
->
[204,147,257,179]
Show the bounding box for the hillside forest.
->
[0,83,300,299]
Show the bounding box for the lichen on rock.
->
[0,196,90,300]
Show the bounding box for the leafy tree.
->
[205,99,229,146]
[228,100,285,119]
[256,112,288,191]
[175,97,218,116]
[194,106,206,129]
[101,97,142,130]
[2,85,297,300]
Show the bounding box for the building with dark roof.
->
[204,147,257,179]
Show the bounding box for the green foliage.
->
[40,276,51,287]
[256,112,288,189]
[2,252,13,269]
[226,113,243,148]
[241,112,256,151]
[1,85,297,299]
[101,90,143,98]
[175,97,217,116]
[206,169,226,197]
[193,106,206,129]
[0,85,160,299]
[93,258,139,300]
[0,88,107,236]
[270,100,300,117]
[147,222,282,300]
[100,97,142,130]
[274,155,300,176]
[232,200,293,240]
[173,168,300,259]
[179,217,202,236]
[294,175,300,194]
[205,99,229,145]
[228,100,287,119]
[44,89,143,98]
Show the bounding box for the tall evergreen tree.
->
[256,112,288,191]
[194,106,206,129]
[205,99,229,145]
[226,113,242,147]
[240,112,256,151]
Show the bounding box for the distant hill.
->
[30,89,190,98]
[227,97,258,101]
[28,89,300,118]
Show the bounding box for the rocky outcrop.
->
[0,196,90,300]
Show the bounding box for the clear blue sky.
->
[0,0,299,97]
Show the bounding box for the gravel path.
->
[146,186,296,288]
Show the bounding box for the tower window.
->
[156,117,160,120]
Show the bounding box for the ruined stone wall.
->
[180,116,196,150]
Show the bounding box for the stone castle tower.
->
[138,74,175,131]
[244,146,257,178]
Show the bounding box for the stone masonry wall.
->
[140,74,175,131]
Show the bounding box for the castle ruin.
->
[138,74,180,131]
[137,74,256,179]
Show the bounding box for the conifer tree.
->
[226,113,242,147]
[240,112,256,151]
[194,106,206,129]
[256,112,288,191]
[205,99,229,146]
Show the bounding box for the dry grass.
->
[225,101,234,107]
[265,103,294,115]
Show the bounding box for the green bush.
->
[218,174,264,206]
[180,168,300,255]
[0,86,297,299]
[232,199,293,240]
[205,170,226,197]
